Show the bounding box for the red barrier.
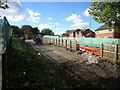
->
[79,45,86,51]
[85,47,94,54]
[79,45,103,56]
[93,48,102,55]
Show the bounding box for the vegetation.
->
[11,25,24,37]
[89,2,120,28]
[5,36,71,89]
[41,29,54,36]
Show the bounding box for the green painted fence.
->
[1,16,12,50]
[79,37,120,48]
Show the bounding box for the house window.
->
[108,29,112,32]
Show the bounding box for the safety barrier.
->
[80,45,102,55]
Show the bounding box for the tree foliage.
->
[21,25,39,35]
[41,29,54,35]
[89,2,120,28]
[11,25,23,37]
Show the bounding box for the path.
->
[25,40,120,89]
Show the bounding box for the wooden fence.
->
[43,37,120,62]
[102,44,120,62]
[42,37,79,51]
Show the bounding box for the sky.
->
[0,1,104,35]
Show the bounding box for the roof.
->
[95,24,114,31]
[66,29,81,34]
[66,30,75,34]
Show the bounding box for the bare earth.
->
[25,40,120,89]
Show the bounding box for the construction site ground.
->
[25,40,120,89]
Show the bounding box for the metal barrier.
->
[0,16,12,51]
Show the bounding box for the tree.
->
[11,25,23,37]
[0,0,9,9]
[21,25,32,32]
[41,29,54,35]
[31,27,39,35]
[89,2,120,28]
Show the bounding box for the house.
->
[62,29,95,38]
[61,30,74,37]
[95,24,120,38]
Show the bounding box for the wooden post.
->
[115,44,118,61]
[101,44,103,58]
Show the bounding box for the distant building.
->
[62,30,74,37]
[95,24,120,38]
[62,29,95,38]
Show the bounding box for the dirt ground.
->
[25,40,120,89]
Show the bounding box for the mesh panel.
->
[79,37,120,48]
[1,17,12,49]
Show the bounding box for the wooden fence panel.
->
[118,45,120,61]
[63,39,67,47]
[71,40,77,51]
[67,39,71,49]
[60,38,63,46]
[57,38,60,46]
[103,44,120,62]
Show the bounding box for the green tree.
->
[21,25,32,33]
[41,29,54,35]
[31,27,39,35]
[89,2,120,28]
[11,25,23,37]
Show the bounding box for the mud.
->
[26,40,120,89]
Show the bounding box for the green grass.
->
[6,36,71,89]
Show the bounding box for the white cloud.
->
[0,2,24,22]
[47,17,53,21]
[54,31,65,35]
[66,14,89,29]
[55,22,59,26]
[70,22,89,28]
[66,14,83,23]
[7,14,24,22]
[39,24,52,29]
[26,8,41,23]
[82,8,90,17]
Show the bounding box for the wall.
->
[95,29,115,38]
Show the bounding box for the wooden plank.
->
[115,44,118,61]
[101,44,103,58]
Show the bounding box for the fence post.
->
[101,44,103,58]
[115,44,118,61]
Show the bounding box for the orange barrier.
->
[79,45,86,51]
[85,47,94,54]
[79,45,103,56]
[93,48,102,56]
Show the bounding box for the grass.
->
[5,36,71,89]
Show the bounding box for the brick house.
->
[95,24,120,38]
[62,29,95,38]
[61,30,74,37]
